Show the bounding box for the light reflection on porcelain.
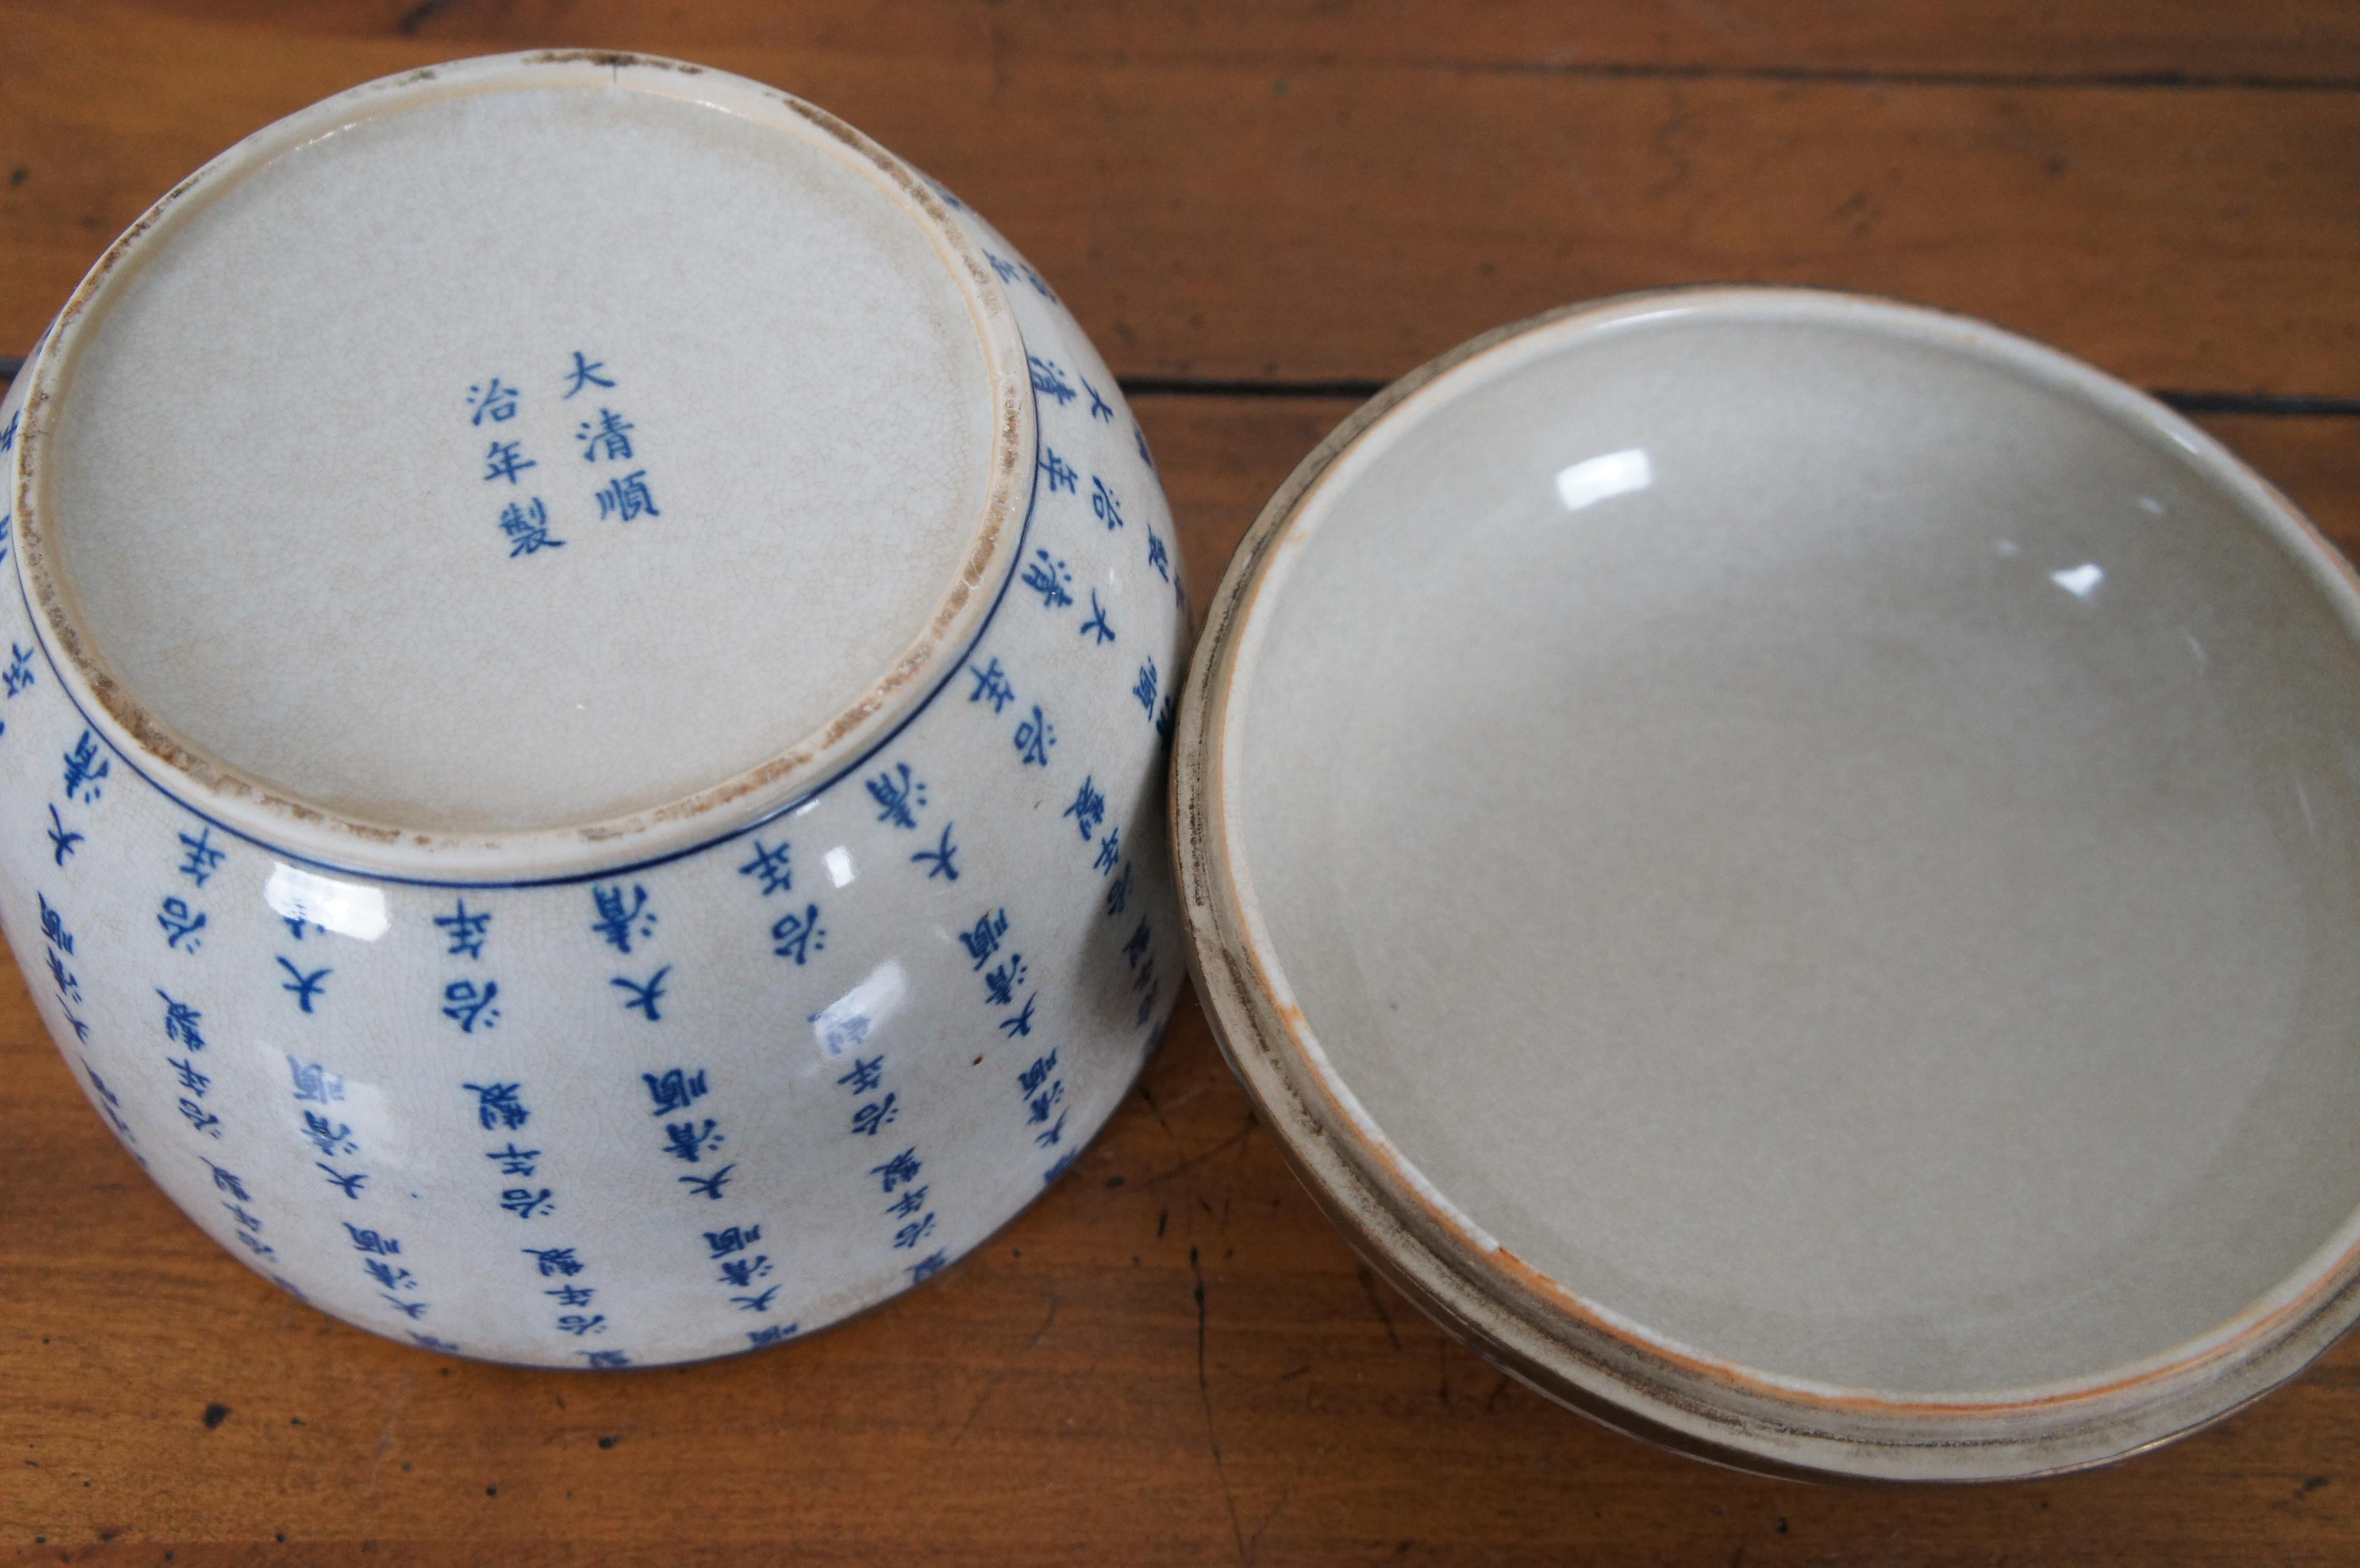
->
[0,53,1187,1368]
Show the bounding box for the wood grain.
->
[3,394,2359,1563]
[4,2,2359,395]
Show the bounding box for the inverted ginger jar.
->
[1175,289,2360,1480]
[2,52,1188,1366]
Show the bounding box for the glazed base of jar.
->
[1172,287,2360,1480]
[6,54,1189,1368]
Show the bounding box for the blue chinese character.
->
[642,1067,708,1116]
[556,1313,605,1336]
[1022,549,1073,609]
[547,1284,595,1307]
[278,957,331,1011]
[662,1118,722,1162]
[177,826,225,886]
[1132,658,1159,716]
[1106,859,1134,916]
[434,897,492,959]
[738,837,793,894]
[590,882,656,952]
[1017,1050,1058,1097]
[894,1213,937,1250]
[1014,704,1055,766]
[1092,475,1126,530]
[287,1055,345,1106]
[1123,919,1152,969]
[45,804,82,866]
[613,966,671,1021]
[849,1093,899,1137]
[381,1296,429,1321]
[45,946,77,1003]
[836,1055,884,1095]
[580,1350,631,1369]
[524,1246,584,1276]
[1094,829,1122,875]
[157,896,208,950]
[886,1185,930,1218]
[1082,376,1115,423]
[999,994,1038,1038]
[38,893,72,954]
[679,1164,736,1200]
[983,954,1027,1007]
[968,656,1015,713]
[703,1225,761,1258]
[236,1232,278,1260]
[62,729,109,803]
[484,440,538,485]
[500,497,565,556]
[486,1142,539,1176]
[733,1285,782,1313]
[865,761,927,829]
[1064,776,1106,841]
[223,1202,262,1232]
[1134,423,1156,470]
[1079,590,1116,645]
[1145,524,1171,582]
[205,1160,251,1201]
[441,978,500,1032]
[501,1187,555,1220]
[986,251,1020,285]
[577,407,635,461]
[747,1323,799,1348]
[1039,446,1077,493]
[411,1333,460,1352]
[910,821,959,882]
[60,1005,90,1044]
[300,1111,354,1155]
[907,1251,949,1285]
[563,351,615,398]
[468,378,519,425]
[0,411,14,451]
[464,1081,531,1131]
[3,643,35,697]
[1028,355,1076,406]
[959,907,1008,969]
[179,1098,222,1138]
[1026,1080,1063,1128]
[1037,1107,1069,1147]
[718,1254,772,1287]
[594,470,660,521]
[170,1056,210,1096]
[344,1223,401,1256]
[771,903,826,965]
[366,1259,416,1290]
[871,1148,922,1192]
[318,1164,368,1199]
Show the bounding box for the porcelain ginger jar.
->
[0,51,1188,1367]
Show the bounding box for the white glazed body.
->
[1,57,1189,1368]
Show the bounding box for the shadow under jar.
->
[3,52,1189,1368]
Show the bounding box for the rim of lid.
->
[1170,284,2360,1481]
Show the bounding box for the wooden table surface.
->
[4,3,2359,1562]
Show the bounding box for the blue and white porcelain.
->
[0,52,1187,1367]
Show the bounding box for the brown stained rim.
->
[8,50,1034,885]
[1169,285,2360,1482]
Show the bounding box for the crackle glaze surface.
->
[2,55,1188,1368]
[1177,289,2360,1478]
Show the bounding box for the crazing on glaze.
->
[0,56,1189,1369]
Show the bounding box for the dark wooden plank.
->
[121,0,2360,85]
[4,3,2358,395]
[5,394,2360,1563]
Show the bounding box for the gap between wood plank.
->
[0,360,2348,418]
